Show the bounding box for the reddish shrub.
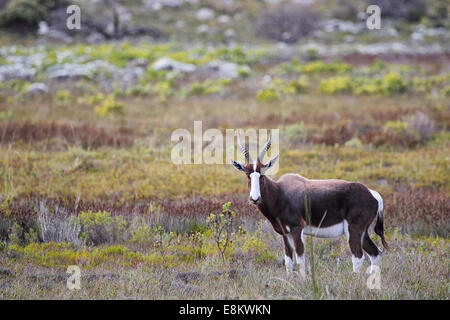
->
[0,121,135,149]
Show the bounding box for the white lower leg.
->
[368,254,381,273]
[285,255,294,273]
[351,255,364,273]
[295,254,306,279]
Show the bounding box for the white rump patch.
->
[369,189,383,215]
[303,221,346,238]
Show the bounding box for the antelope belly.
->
[303,221,345,238]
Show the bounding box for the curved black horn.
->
[237,129,253,163]
[257,130,272,162]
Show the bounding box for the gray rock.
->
[114,66,146,90]
[86,32,107,44]
[46,29,73,43]
[224,28,235,38]
[217,15,231,24]
[152,57,196,73]
[411,26,447,42]
[127,58,149,69]
[146,0,183,10]
[175,20,185,29]
[38,21,50,35]
[203,60,248,79]
[196,7,215,21]
[0,64,35,82]
[322,19,364,34]
[46,60,116,80]
[26,83,49,97]
[196,24,210,34]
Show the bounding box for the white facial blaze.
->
[249,171,261,201]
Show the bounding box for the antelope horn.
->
[237,129,252,163]
[257,130,272,162]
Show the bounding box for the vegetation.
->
[0,0,448,299]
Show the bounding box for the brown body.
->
[257,174,378,233]
[253,173,387,267]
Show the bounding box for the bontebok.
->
[231,130,389,276]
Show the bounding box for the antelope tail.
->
[370,189,390,251]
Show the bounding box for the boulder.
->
[224,28,235,38]
[202,60,249,79]
[26,82,49,97]
[217,15,231,24]
[196,7,215,21]
[46,60,116,80]
[0,63,35,81]
[152,57,196,73]
[196,24,210,34]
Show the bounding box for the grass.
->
[1,227,448,299]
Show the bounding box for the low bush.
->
[382,72,408,94]
[318,76,353,94]
[94,96,125,117]
[256,87,281,103]
[0,0,68,32]
[254,4,319,43]
[80,210,128,245]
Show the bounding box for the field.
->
[0,0,449,300]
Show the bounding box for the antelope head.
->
[230,130,279,204]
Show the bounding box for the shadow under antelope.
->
[231,130,389,277]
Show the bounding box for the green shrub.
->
[442,86,450,97]
[286,76,309,94]
[284,59,352,75]
[80,210,127,245]
[344,137,364,148]
[8,222,23,245]
[184,79,230,97]
[383,72,407,94]
[127,85,150,97]
[55,90,71,103]
[94,96,125,117]
[0,0,68,32]
[319,76,353,94]
[301,60,352,74]
[203,47,249,65]
[285,122,307,144]
[354,81,384,95]
[256,88,281,102]
[206,202,235,262]
[129,224,152,247]
[0,0,46,32]
[383,120,420,147]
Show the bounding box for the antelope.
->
[230,130,389,277]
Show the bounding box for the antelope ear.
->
[230,159,246,172]
[260,154,279,175]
